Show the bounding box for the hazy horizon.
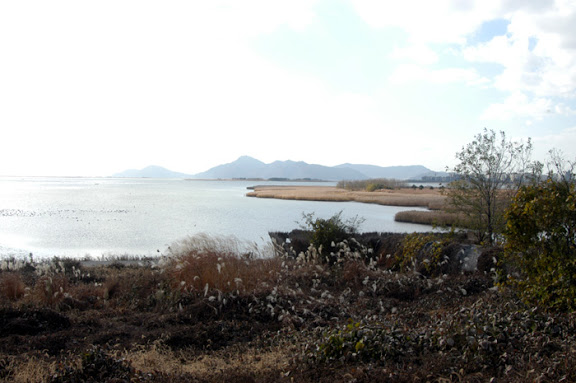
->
[0,156,442,178]
[1,1,575,177]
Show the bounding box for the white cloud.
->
[480,92,555,120]
[532,126,576,161]
[0,0,574,176]
[555,103,576,115]
[353,0,576,101]
[350,0,501,44]
[390,45,439,65]
[463,1,576,98]
[389,64,488,86]
[465,1,576,121]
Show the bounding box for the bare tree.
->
[546,148,576,183]
[447,128,533,244]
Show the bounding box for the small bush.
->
[299,211,365,264]
[394,233,458,276]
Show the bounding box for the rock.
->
[457,245,480,272]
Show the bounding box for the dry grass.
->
[2,355,59,383]
[0,273,26,302]
[427,199,447,210]
[67,282,105,303]
[126,342,290,378]
[31,275,69,306]
[247,186,446,208]
[247,186,351,201]
[394,210,462,227]
[165,234,282,294]
[166,252,281,294]
[99,266,169,309]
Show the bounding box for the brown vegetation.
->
[165,237,282,294]
[247,185,458,228]
[337,178,407,191]
[247,185,446,208]
[0,273,26,302]
[1,233,574,382]
[394,209,462,227]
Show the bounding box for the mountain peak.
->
[235,156,265,164]
[193,157,367,181]
[113,165,191,178]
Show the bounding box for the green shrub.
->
[313,320,418,364]
[503,178,576,311]
[299,211,364,264]
[365,183,380,192]
[394,233,452,276]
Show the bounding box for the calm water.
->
[0,177,432,258]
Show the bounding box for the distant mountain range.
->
[113,165,191,179]
[113,156,446,181]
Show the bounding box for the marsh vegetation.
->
[2,131,575,382]
[1,227,575,382]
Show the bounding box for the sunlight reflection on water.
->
[0,177,433,259]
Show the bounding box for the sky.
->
[1,0,575,177]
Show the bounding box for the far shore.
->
[246,185,447,208]
[246,185,460,227]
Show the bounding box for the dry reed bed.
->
[394,210,462,226]
[247,186,446,208]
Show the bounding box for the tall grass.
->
[350,193,445,207]
[248,186,446,207]
[394,210,462,227]
[247,186,351,201]
[164,234,281,295]
[32,275,70,306]
[0,273,26,302]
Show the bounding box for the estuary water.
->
[0,177,432,259]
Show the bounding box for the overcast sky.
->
[1,0,575,176]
